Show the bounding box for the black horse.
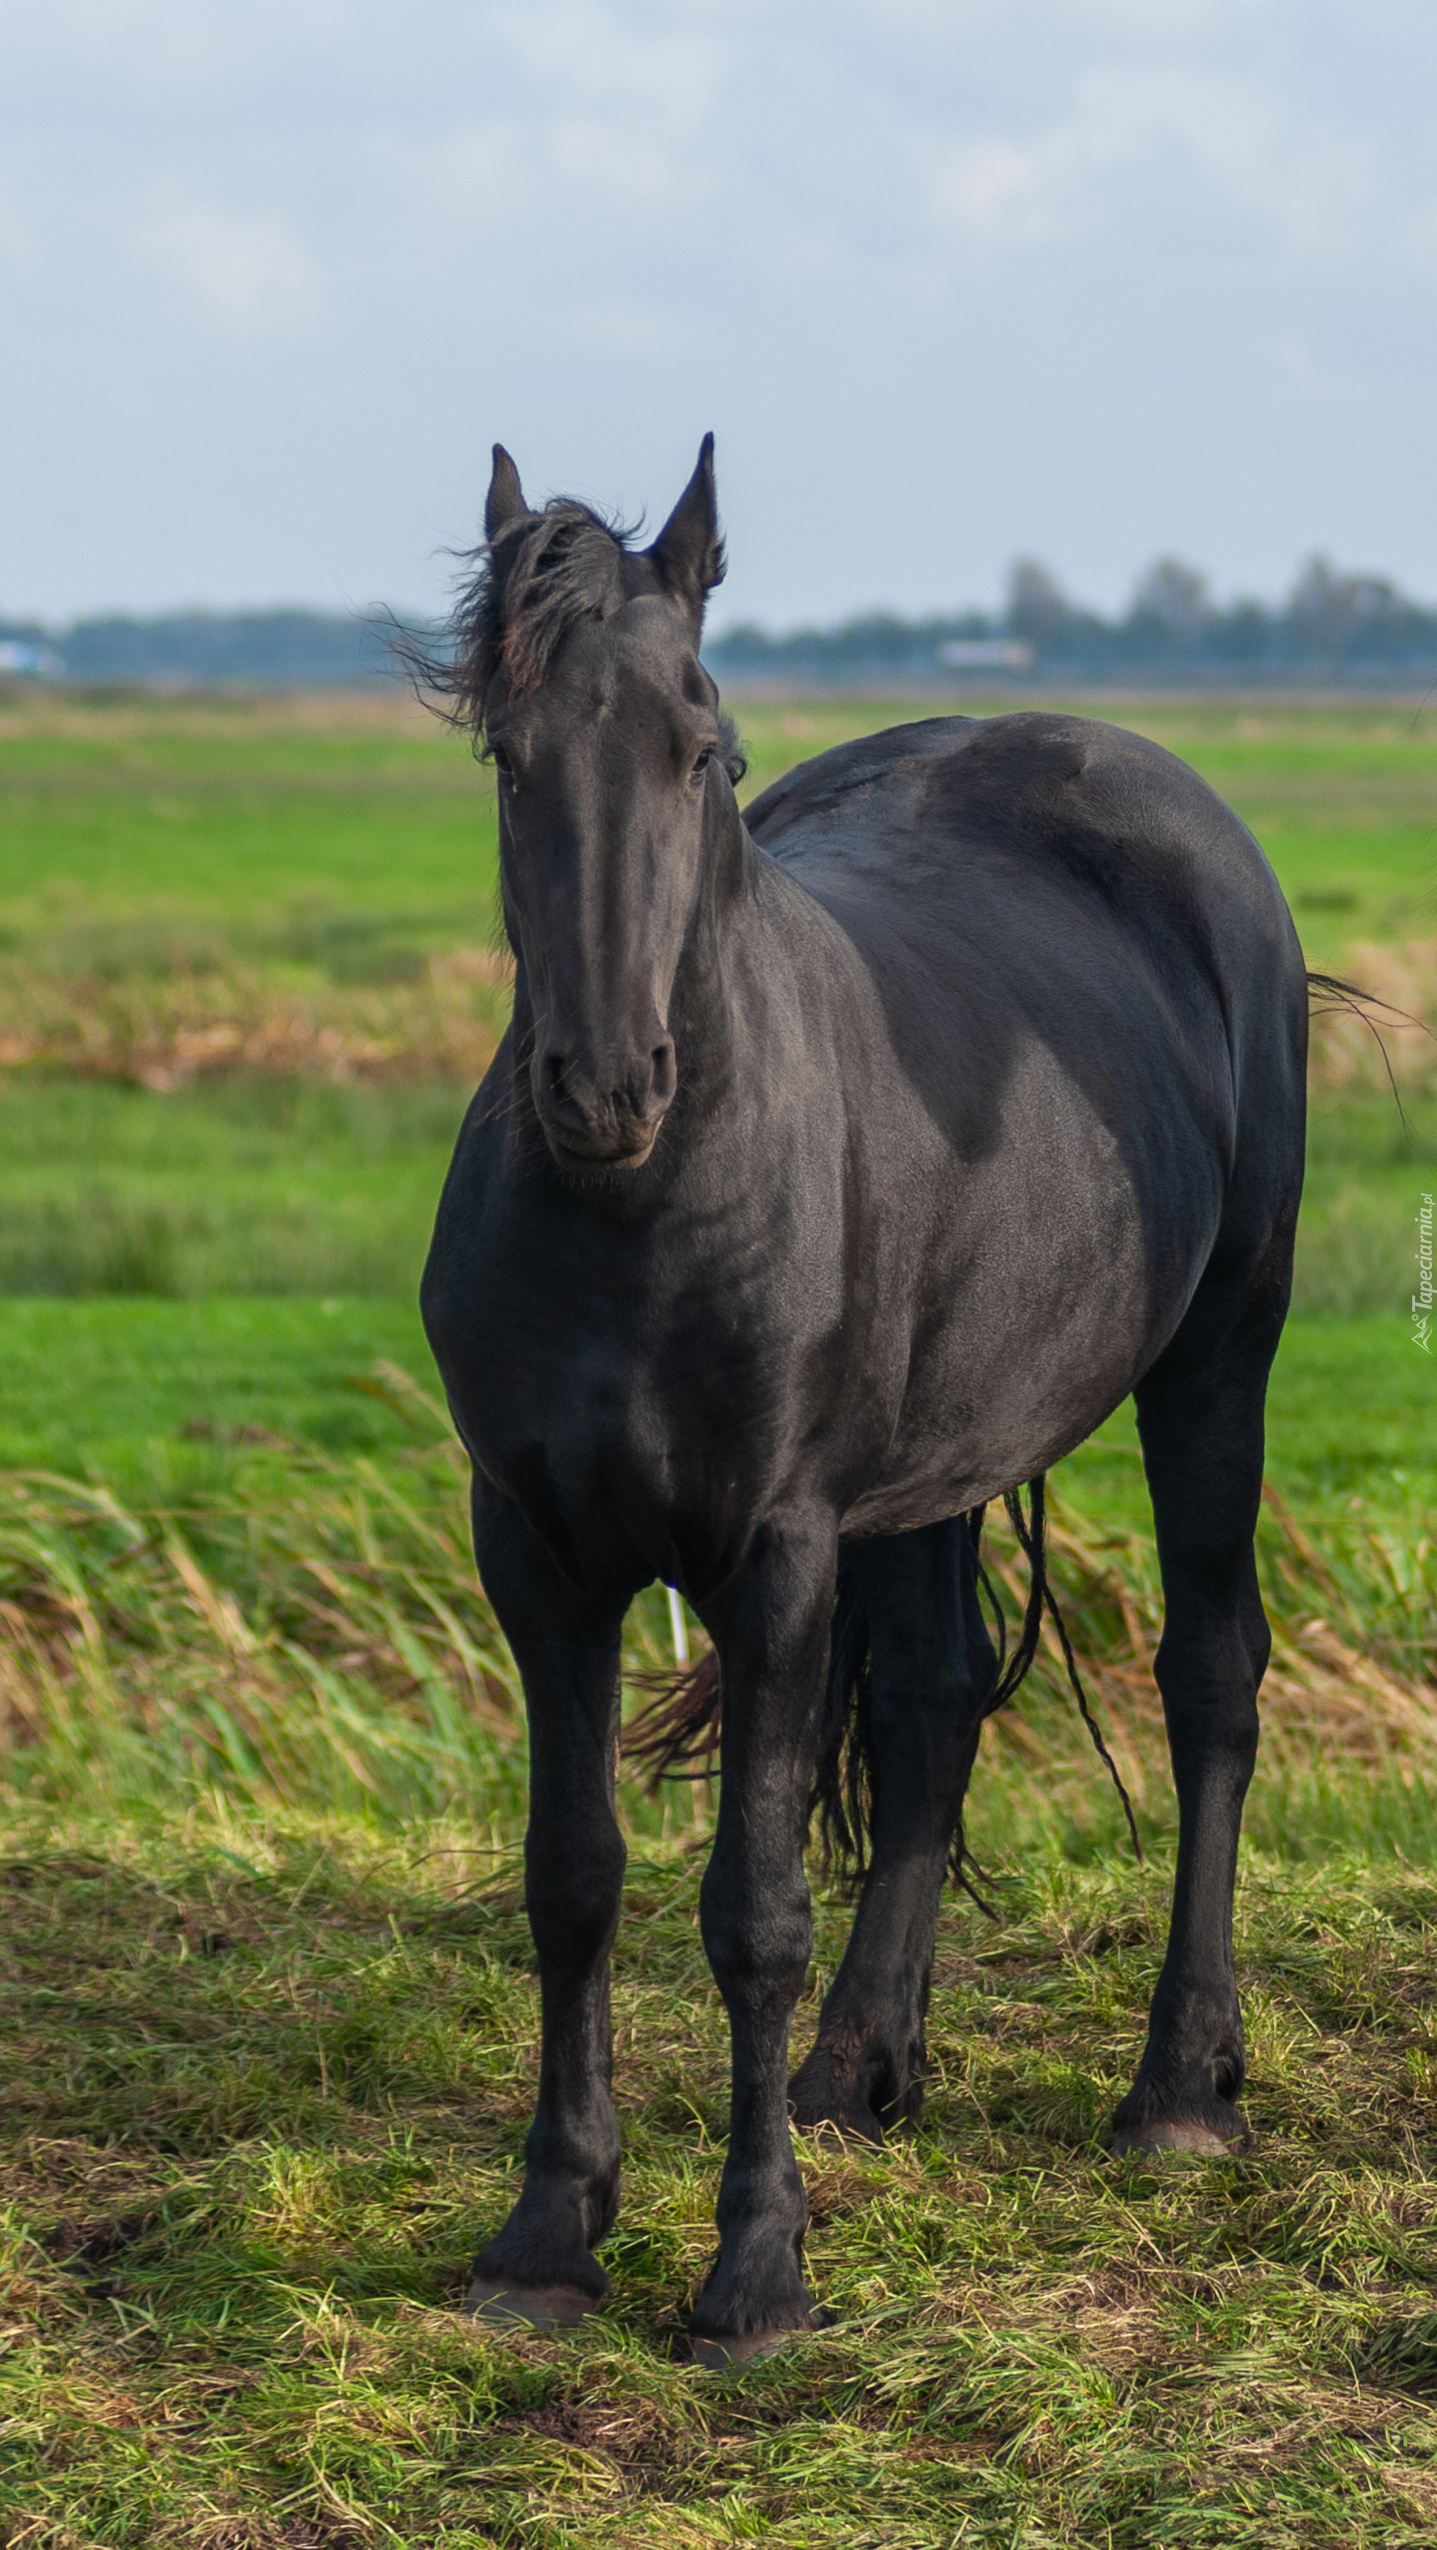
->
[420,439,1307,2361]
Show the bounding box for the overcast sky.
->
[2,0,1435,628]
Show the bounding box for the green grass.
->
[0,1076,1428,1314]
[6,1821,1437,2546]
[0,1076,465,1302]
[0,1297,1429,1524]
[1066,1312,1437,1534]
[3,690,1433,959]
[2,690,1436,2543]
[0,1296,433,1484]
[3,690,1433,1305]
[0,692,498,930]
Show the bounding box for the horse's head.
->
[453,438,738,1174]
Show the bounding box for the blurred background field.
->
[4,690,1437,2548]
[0,684,1433,1838]
[1,688,1434,1315]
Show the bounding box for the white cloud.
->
[129,187,323,335]
[549,117,692,202]
[383,100,708,240]
[572,300,670,352]
[1165,71,1373,259]
[930,132,1103,244]
[926,65,1373,262]
[3,0,1437,618]
[382,120,533,221]
[489,0,728,120]
[0,0,351,89]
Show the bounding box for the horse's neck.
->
[658,805,761,1092]
[673,830,844,1124]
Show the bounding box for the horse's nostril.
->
[538,1040,672,1149]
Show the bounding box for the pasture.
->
[1,688,1435,2544]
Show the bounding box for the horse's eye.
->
[691,749,713,782]
[490,745,514,783]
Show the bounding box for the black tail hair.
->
[623,1645,721,1782]
[810,1482,1141,1910]
[1305,969,1428,1142]
[624,1479,1141,1897]
[996,1481,1142,1863]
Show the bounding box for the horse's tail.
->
[622,1645,722,1781]
[1305,969,1425,1136]
[811,1486,1052,1905]
[621,1509,1035,1807]
[813,1479,1142,1893]
[625,1478,1140,1877]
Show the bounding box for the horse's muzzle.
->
[534,1038,676,1171]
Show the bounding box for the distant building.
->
[935,639,1034,671]
[0,638,64,678]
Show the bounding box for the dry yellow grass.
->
[2,1423,1431,1838]
[1308,942,1437,1094]
[0,950,511,1087]
[1,939,1429,1095]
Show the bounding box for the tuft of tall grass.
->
[968,1489,1437,1865]
[0,1367,515,1819]
[3,1392,1433,1861]
[1308,940,1437,1097]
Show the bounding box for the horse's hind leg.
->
[1113,1257,1290,2155]
[789,1518,996,2143]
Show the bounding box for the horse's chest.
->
[437,1205,864,1568]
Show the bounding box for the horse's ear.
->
[648,433,725,625]
[485,445,528,541]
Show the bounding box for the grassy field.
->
[1,691,1433,1308]
[1,687,1435,2545]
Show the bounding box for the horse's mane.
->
[413,500,637,739]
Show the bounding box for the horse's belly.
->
[843,1052,1220,1532]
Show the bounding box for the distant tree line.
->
[3,558,1436,689]
[0,609,396,687]
[705,555,1437,689]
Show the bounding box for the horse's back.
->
[746,710,1305,1146]
[747,711,1295,979]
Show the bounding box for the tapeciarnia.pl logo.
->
[1414,1191,1434,1355]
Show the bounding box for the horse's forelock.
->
[416,497,684,740]
[496,506,628,701]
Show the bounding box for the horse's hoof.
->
[789,2105,884,2148]
[1111,2118,1248,2159]
[689,2307,835,2370]
[465,2278,600,2328]
[691,2327,794,2369]
[788,2051,890,2147]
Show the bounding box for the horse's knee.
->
[526,1825,626,1967]
[699,1857,810,2008]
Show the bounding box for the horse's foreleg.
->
[691,1515,838,2360]
[789,1517,996,2141]
[464,1483,628,2323]
[1114,1277,1286,2155]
